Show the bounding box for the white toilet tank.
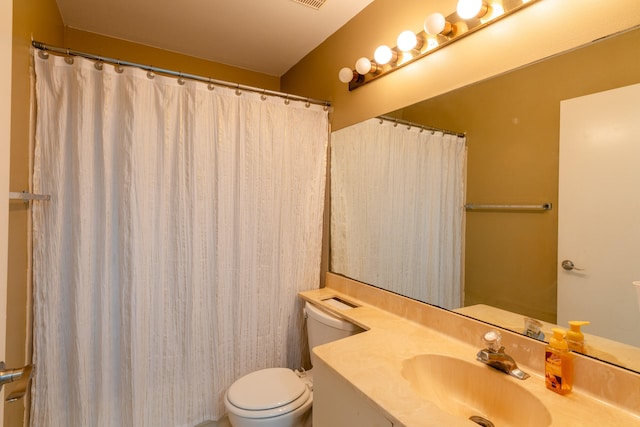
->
[304,301,363,367]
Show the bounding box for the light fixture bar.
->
[346,0,540,91]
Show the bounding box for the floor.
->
[196,416,231,427]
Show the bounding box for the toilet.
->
[224,300,362,427]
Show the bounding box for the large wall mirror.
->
[329,27,640,373]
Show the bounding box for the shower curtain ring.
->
[284,95,290,105]
[261,90,267,101]
[64,49,74,64]
[177,73,186,85]
[207,78,215,91]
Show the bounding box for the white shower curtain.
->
[31,52,328,426]
[331,118,466,309]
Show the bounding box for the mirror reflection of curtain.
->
[331,119,466,309]
[31,52,328,425]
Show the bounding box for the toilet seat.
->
[225,368,312,419]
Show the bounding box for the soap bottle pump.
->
[566,320,590,353]
[545,328,573,395]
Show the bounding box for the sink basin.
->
[401,354,551,427]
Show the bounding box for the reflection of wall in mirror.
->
[396,28,640,325]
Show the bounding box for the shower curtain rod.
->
[377,115,465,138]
[32,41,331,109]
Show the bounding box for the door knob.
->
[561,260,584,271]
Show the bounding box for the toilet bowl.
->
[224,368,313,427]
[224,301,362,427]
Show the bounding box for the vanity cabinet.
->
[313,358,393,427]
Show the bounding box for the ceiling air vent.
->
[291,0,326,10]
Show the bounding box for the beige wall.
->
[63,28,280,91]
[282,0,640,131]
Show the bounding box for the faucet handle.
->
[482,330,502,352]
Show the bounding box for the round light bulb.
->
[487,3,504,19]
[355,57,372,75]
[424,13,446,35]
[457,0,485,19]
[338,67,355,83]
[397,30,418,52]
[374,45,393,65]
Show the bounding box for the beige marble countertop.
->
[299,274,640,427]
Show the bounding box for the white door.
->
[558,83,640,347]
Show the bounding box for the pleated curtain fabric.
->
[331,118,466,309]
[31,52,328,426]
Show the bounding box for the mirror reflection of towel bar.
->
[465,203,552,211]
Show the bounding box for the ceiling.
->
[55,0,375,77]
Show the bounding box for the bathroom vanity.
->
[313,361,392,427]
[299,273,640,426]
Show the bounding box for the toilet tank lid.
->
[227,368,306,411]
[304,301,361,331]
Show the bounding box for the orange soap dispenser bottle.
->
[545,328,574,395]
[566,320,590,353]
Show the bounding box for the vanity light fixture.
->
[338,0,541,90]
[374,45,397,65]
[397,30,423,52]
[457,0,489,20]
[338,67,357,83]
[483,2,506,21]
[424,13,452,36]
[355,57,379,75]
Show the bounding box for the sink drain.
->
[469,415,495,427]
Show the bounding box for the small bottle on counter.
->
[545,328,573,395]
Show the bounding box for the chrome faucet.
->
[476,330,530,380]
[0,362,34,402]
